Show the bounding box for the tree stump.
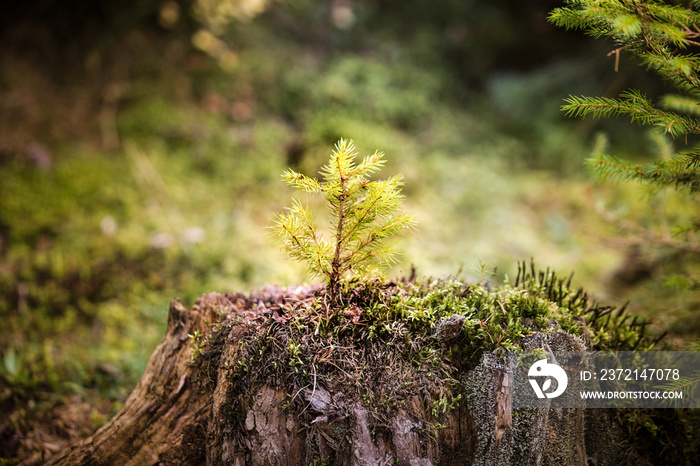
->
[25,286,625,466]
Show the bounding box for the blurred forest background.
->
[0,0,698,459]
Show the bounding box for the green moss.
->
[192,263,657,460]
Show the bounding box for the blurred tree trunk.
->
[24,290,618,466]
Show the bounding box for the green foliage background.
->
[0,0,698,456]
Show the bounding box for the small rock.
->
[435,315,466,345]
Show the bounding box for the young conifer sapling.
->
[271,139,415,306]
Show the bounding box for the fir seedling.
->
[271,139,415,305]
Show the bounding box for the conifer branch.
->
[552,0,700,274]
[563,90,700,137]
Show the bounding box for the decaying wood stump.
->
[25,286,625,466]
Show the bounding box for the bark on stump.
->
[25,287,625,466]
